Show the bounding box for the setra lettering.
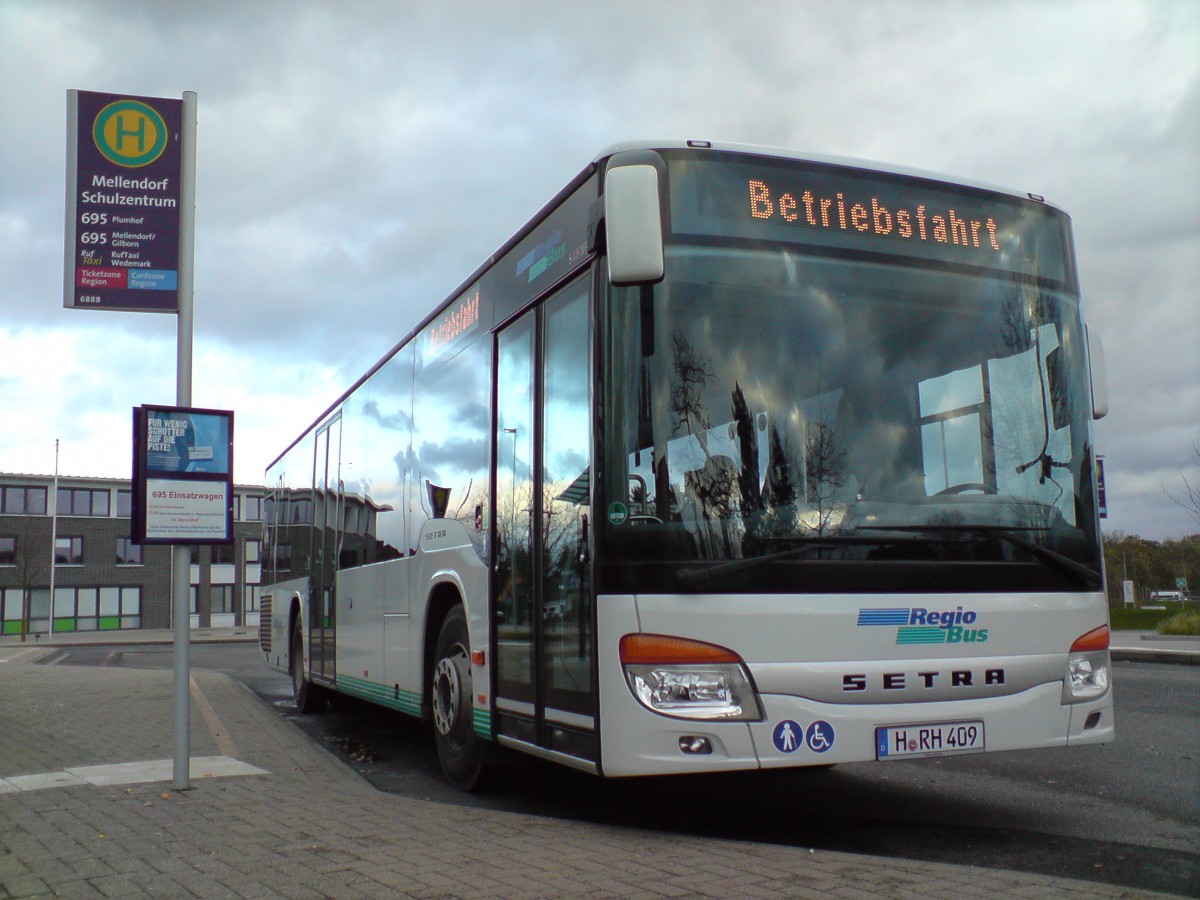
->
[843,667,1006,692]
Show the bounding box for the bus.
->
[258,141,1114,789]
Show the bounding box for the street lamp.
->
[501,427,519,625]
[503,427,518,488]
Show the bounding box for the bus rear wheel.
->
[290,620,321,713]
[431,606,487,790]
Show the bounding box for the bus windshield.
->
[601,244,1102,595]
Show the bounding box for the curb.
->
[1111,648,1200,666]
[0,630,257,649]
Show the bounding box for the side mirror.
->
[605,161,664,285]
[1087,326,1108,420]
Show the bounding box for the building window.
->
[47,586,140,632]
[57,488,110,517]
[2,485,47,515]
[234,495,265,521]
[0,536,15,565]
[273,543,292,568]
[211,584,234,614]
[245,540,261,563]
[55,537,84,565]
[918,365,990,496]
[26,588,50,630]
[96,586,140,630]
[244,585,259,613]
[117,490,132,517]
[1,587,27,635]
[116,538,142,565]
[274,497,312,525]
[212,543,235,565]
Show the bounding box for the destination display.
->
[65,90,184,312]
[486,172,597,326]
[422,289,481,366]
[667,153,1071,286]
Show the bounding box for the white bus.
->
[259,141,1114,789]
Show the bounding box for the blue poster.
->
[145,410,230,474]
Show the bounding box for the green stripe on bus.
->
[337,676,492,741]
[896,626,947,644]
[336,674,422,717]
[473,708,492,740]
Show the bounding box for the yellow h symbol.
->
[93,99,169,168]
[113,112,148,154]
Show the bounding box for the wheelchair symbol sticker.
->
[772,720,803,753]
[805,720,835,753]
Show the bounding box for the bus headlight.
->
[620,633,762,721]
[1063,625,1111,703]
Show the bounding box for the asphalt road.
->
[53,644,1200,897]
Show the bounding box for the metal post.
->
[46,440,59,642]
[172,91,198,791]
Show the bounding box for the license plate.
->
[876,720,985,759]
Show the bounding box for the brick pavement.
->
[0,652,1179,899]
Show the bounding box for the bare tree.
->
[12,538,49,642]
[668,333,712,437]
[802,418,850,537]
[668,333,731,557]
[1165,440,1200,529]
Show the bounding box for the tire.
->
[290,619,321,713]
[431,606,487,790]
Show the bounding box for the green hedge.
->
[1158,610,1200,635]
[1109,602,1189,631]
[1110,602,1200,634]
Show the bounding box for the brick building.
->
[0,473,265,636]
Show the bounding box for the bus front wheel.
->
[431,606,487,790]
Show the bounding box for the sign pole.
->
[64,87,203,790]
[172,91,198,791]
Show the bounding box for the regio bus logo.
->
[857,607,989,644]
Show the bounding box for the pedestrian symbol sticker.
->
[772,720,803,753]
[806,720,835,753]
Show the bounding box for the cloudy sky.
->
[2,0,1197,539]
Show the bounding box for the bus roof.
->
[266,140,1066,476]
[593,140,1064,211]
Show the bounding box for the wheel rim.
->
[432,649,466,738]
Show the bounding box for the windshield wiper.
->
[674,535,873,587]
[856,524,1102,590]
[675,526,1101,590]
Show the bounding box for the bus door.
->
[310,413,342,683]
[494,278,596,762]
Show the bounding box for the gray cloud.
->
[1,0,1196,537]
